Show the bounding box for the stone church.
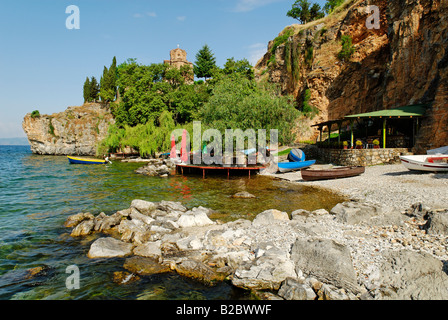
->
[164,47,194,71]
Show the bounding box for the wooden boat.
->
[301,166,365,181]
[400,155,448,172]
[277,160,316,173]
[67,156,109,165]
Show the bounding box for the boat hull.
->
[277,160,316,173]
[400,155,448,172]
[301,166,365,181]
[67,156,107,165]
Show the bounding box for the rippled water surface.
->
[0,145,345,300]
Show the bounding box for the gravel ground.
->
[267,164,448,212]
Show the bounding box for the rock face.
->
[255,0,448,153]
[22,103,114,156]
[65,199,448,300]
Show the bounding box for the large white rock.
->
[131,199,157,216]
[252,209,289,226]
[87,237,134,258]
[177,210,214,228]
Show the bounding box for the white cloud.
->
[177,16,187,21]
[247,43,267,66]
[234,0,283,12]
[133,12,157,18]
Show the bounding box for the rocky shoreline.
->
[65,186,448,300]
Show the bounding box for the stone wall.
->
[303,145,412,166]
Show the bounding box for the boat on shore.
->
[67,156,109,165]
[301,166,365,181]
[400,155,448,172]
[277,160,316,173]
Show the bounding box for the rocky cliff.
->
[22,103,115,156]
[255,0,448,153]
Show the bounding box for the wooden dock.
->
[176,163,266,179]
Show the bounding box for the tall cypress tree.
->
[83,77,91,103]
[194,44,217,81]
[99,57,118,102]
[90,76,99,102]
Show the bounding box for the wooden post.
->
[350,120,354,148]
[338,122,341,144]
[203,168,205,179]
[383,118,387,149]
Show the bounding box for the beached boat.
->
[400,155,448,172]
[301,166,365,181]
[67,156,109,165]
[277,160,316,173]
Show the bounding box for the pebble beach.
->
[269,163,448,212]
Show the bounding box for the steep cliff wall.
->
[255,0,448,153]
[22,103,115,156]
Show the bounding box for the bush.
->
[338,35,355,61]
[31,110,40,119]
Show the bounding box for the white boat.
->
[400,155,448,172]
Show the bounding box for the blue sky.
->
[0,0,327,138]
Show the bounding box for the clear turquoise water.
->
[0,145,345,300]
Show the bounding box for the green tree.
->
[194,44,217,81]
[310,3,325,20]
[323,0,345,14]
[100,57,118,102]
[201,76,300,145]
[287,0,311,24]
[223,58,254,80]
[89,76,100,102]
[83,77,91,103]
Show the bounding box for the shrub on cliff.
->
[338,35,355,61]
[31,110,40,119]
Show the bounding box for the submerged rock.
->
[231,191,256,199]
[123,256,171,276]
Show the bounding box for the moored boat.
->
[301,166,365,181]
[400,155,448,172]
[67,156,109,165]
[277,160,316,173]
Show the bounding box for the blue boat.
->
[67,156,108,165]
[277,160,316,173]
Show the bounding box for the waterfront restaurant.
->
[310,104,428,166]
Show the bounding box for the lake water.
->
[0,145,345,300]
